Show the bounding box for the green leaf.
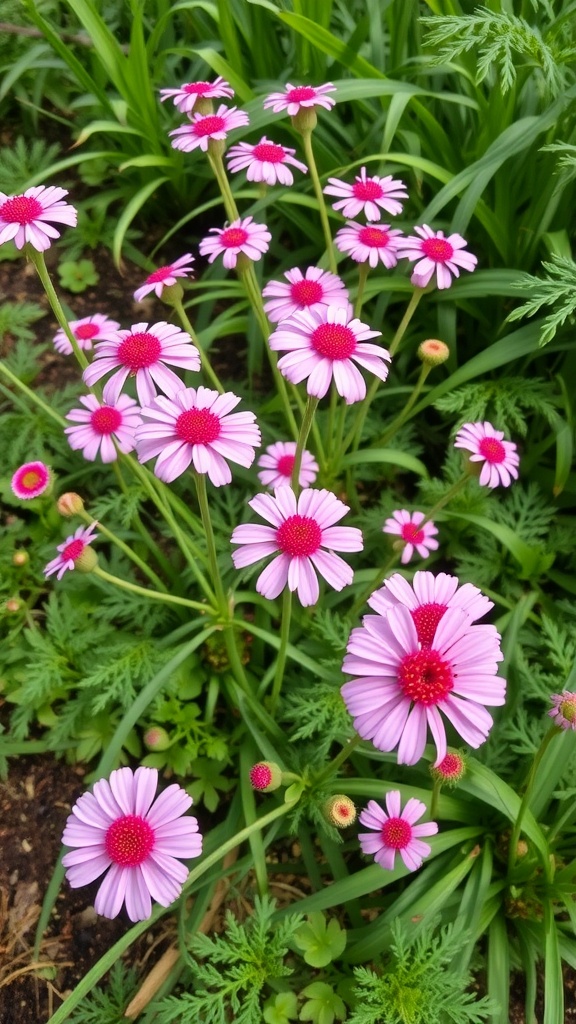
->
[264,991,299,1024]
[299,982,346,1024]
[444,511,549,578]
[294,913,347,967]
[341,448,429,478]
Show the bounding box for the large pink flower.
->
[160,77,234,112]
[199,217,271,270]
[53,314,121,356]
[44,523,99,581]
[65,394,141,463]
[231,487,363,607]
[0,185,77,251]
[383,510,439,565]
[324,167,408,221]
[226,137,307,186]
[396,225,477,289]
[359,791,437,872]
[61,767,202,922]
[82,321,200,407]
[368,571,494,636]
[169,105,249,153]
[269,303,389,404]
[135,386,260,486]
[454,421,519,488]
[335,221,404,269]
[263,83,336,116]
[134,254,195,302]
[262,267,348,324]
[257,441,319,490]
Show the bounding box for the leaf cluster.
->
[507,255,576,345]
[434,378,562,437]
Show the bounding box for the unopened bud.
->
[323,794,356,828]
[159,281,184,306]
[430,751,466,787]
[143,726,172,751]
[74,547,98,574]
[57,492,85,517]
[292,108,317,133]
[207,137,226,159]
[5,598,22,614]
[249,761,283,792]
[12,551,29,567]
[418,339,449,366]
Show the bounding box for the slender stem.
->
[270,589,292,711]
[508,725,560,877]
[315,734,363,784]
[26,248,90,372]
[194,472,228,615]
[92,566,214,614]
[420,473,471,526]
[80,511,168,593]
[207,148,239,221]
[354,263,370,318]
[349,550,400,620]
[171,297,225,394]
[0,360,67,426]
[389,288,425,358]
[300,131,337,274]
[110,460,177,583]
[291,396,319,493]
[373,364,432,449]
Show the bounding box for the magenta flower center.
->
[287,86,316,102]
[193,114,226,137]
[250,764,272,789]
[421,237,454,263]
[290,279,324,306]
[0,194,43,224]
[401,522,425,544]
[74,323,100,341]
[62,538,85,562]
[220,227,248,248]
[352,179,384,201]
[253,142,286,163]
[478,436,506,464]
[436,752,463,779]
[276,454,295,477]
[184,81,211,95]
[381,816,412,849]
[560,699,576,724]
[104,814,155,866]
[311,323,357,360]
[359,226,390,248]
[117,332,162,371]
[399,648,453,705]
[91,406,122,435]
[410,602,447,647]
[146,265,173,284]
[276,514,322,557]
[176,407,221,445]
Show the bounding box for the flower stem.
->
[270,589,292,712]
[389,287,425,358]
[373,363,432,449]
[26,248,90,372]
[354,262,370,318]
[316,734,363,784]
[207,149,239,221]
[92,566,214,614]
[507,725,560,877]
[291,395,319,492]
[171,297,225,394]
[80,510,168,593]
[194,471,228,616]
[300,130,337,275]
[0,360,67,426]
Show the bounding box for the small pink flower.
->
[257,441,319,489]
[134,254,195,302]
[269,303,389,404]
[263,82,336,116]
[262,266,348,324]
[160,76,234,112]
[82,321,200,407]
[169,105,249,153]
[226,137,307,186]
[0,185,77,251]
[383,510,439,565]
[53,314,121,356]
[454,421,519,488]
[199,216,271,270]
[65,394,141,463]
[61,766,202,922]
[368,571,494,639]
[324,167,408,221]
[335,221,404,269]
[231,486,363,607]
[549,692,576,731]
[396,225,477,289]
[135,386,260,486]
[11,461,51,500]
[359,792,438,872]
[44,523,98,580]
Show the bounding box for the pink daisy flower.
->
[262,267,349,324]
[168,105,249,153]
[135,386,260,486]
[324,167,408,221]
[383,510,439,565]
[368,571,494,640]
[199,217,271,270]
[11,461,51,500]
[263,83,336,116]
[396,225,477,289]
[454,421,519,488]
[44,523,99,581]
[61,766,202,922]
[226,137,307,186]
[257,441,319,489]
[134,254,195,302]
[159,76,234,113]
[0,185,77,251]
[230,486,363,607]
[269,303,389,404]
[335,221,404,269]
[82,321,200,407]
[65,394,141,463]
[359,792,438,872]
[53,314,121,356]
[549,692,576,731]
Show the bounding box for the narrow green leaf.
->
[341,448,429,477]
[487,912,510,1024]
[544,907,564,1024]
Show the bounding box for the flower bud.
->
[430,751,466,787]
[74,547,98,574]
[12,550,29,567]
[249,761,283,792]
[323,794,356,828]
[159,281,184,306]
[5,598,23,614]
[292,108,317,133]
[418,339,449,366]
[57,492,85,517]
[143,726,172,751]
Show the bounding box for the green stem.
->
[194,471,228,615]
[373,364,432,449]
[270,588,292,711]
[111,460,176,584]
[300,131,337,274]
[207,148,239,221]
[421,472,471,526]
[354,262,370,318]
[0,360,67,426]
[291,396,319,492]
[171,297,225,394]
[389,287,425,358]
[81,510,168,593]
[92,565,215,614]
[507,725,560,876]
[26,248,90,372]
[316,734,363,785]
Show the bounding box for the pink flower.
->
[11,461,51,500]
[368,571,495,639]
[454,421,519,488]
[335,221,404,269]
[396,225,477,289]
[263,83,336,116]
[169,105,249,153]
[65,394,141,463]
[226,137,307,186]
[160,77,234,112]
[359,792,438,871]
[383,510,439,565]
[230,487,363,607]
[199,217,271,270]
[0,185,77,251]
[324,167,408,221]
[53,314,121,356]
[262,267,349,324]
[44,523,99,580]
[82,321,200,407]
[134,254,195,302]
[257,441,318,489]
[549,692,576,731]
[61,766,202,922]
[135,386,260,486]
[269,303,389,404]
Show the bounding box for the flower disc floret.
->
[324,167,408,220]
[169,105,249,153]
[262,267,348,323]
[454,421,519,488]
[396,225,477,289]
[65,394,141,463]
[0,185,77,251]
[199,216,271,270]
[263,82,336,116]
[44,523,99,581]
[257,441,318,489]
[11,461,51,500]
[335,220,404,269]
[226,137,307,186]
[134,254,195,302]
[359,791,437,872]
[53,314,120,356]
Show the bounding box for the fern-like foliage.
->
[66,962,139,1024]
[0,137,61,194]
[283,681,353,756]
[435,378,561,436]
[506,255,576,345]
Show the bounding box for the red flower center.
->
[560,699,576,724]
[193,114,225,137]
[117,332,162,371]
[91,406,122,435]
[276,514,322,557]
[401,522,425,545]
[184,81,211,95]
[352,179,384,201]
[478,436,506,464]
[19,468,44,491]
[359,226,390,248]
[146,265,173,284]
[311,322,356,360]
[410,602,447,647]
[436,752,464,779]
[382,816,412,849]
[249,764,272,789]
[421,237,454,263]
[399,648,453,705]
[287,86,316,102]
[105,814,155,866]
[220,227,248,248]
[74,323,100,341]
[62,538,85,562]
[276,454,295,477]
[253,142,286,163]
[175,407,221,445]
[290,279,324,306]
[0,194,43,224]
